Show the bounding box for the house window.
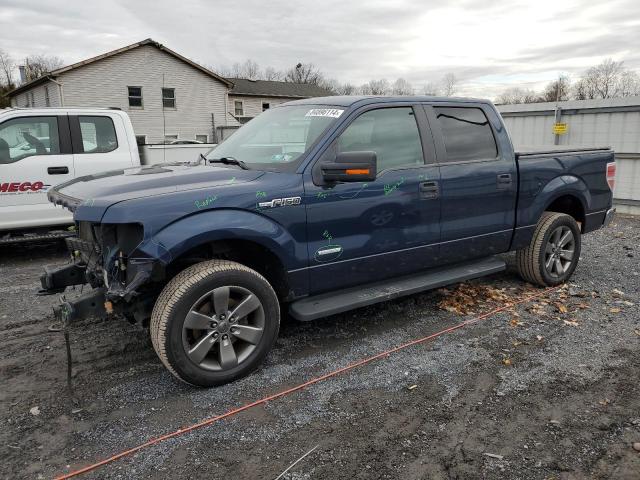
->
[135,135,146,146]
[164,135,178,144]
[195,134,208,143]
[45,86,50,107]
[234,100,244,117]
[128,86,143,108]
[162,88,176,109]
[262,102,270,111]
[30,92,35,107]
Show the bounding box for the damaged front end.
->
[40,221,162,324]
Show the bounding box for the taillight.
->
[606,162,616,191]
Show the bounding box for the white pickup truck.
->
[0,108,216,243]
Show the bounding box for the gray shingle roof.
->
[228,78,333,99]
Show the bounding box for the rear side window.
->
[78,116,118,153]
[0,116,60,164]
[434,107,497,162]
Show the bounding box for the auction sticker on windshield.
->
[305,108,344,118]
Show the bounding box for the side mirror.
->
[321,151,377,183]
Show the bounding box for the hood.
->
[48,163,264,213]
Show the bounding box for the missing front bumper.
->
[53,288,108,323]
[39,263,87,295]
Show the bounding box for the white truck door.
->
[69,113,136,177]
[0,114,75,229]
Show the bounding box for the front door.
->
[0,114,75,229]
[304,105,441,294]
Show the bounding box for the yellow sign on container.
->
[553,123,568,134]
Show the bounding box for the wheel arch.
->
[138,209,305,300]
[538,175,591,232]
[545,194,586,231]
[167,238,292,300]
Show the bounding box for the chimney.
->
[18,66,27,84]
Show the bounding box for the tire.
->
[150,260,280,387]
[516,212,581,287]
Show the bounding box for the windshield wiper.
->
[207,156,250,170]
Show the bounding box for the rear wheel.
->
[516,212,581,287]
[150,260,280,387]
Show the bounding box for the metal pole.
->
[554,105,562,145]
[554,75,561,145]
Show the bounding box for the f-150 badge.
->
[258,196,302,209]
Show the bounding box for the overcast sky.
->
[1,0,639,98]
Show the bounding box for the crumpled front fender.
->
[137,208,304,271]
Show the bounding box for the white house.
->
[6,39,333,144]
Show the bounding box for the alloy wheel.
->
[544,225,575,278]
[182,286,265,371]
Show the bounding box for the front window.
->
[0,116,60,164]
[207,104,345,171]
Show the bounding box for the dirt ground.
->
[1,216,639,480]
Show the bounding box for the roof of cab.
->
[282,95,491,108]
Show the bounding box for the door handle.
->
[419,181,439,199]
[48,166,69,175]
[497,173,512,189]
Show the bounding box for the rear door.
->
[69,113,135,177]
[0,114,74,218]
[424,103,517,262]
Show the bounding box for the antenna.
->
[162,73,166,163]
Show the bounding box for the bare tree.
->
[617,70,640,97]
[391,78,413,95]
[574,59,626,99]
[320,78,341,94]
[226,59,261,79]
[591,59,624,98]
[539,75,571,102]
[422,82,440,96]
[440,73,457,96]
[242,59,261,80]
[263,66,283,81]
[0,48,15,87]
[285,62,324,85]
[573,77,596,100]
[338,83,358,95]
[496,87,538,104]
[24,54,64,81]
[360,79,390,95]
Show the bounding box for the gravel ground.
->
[0,216,638,480]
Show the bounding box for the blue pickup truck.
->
[41,96,616,387]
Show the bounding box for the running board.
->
[289,256,506,321]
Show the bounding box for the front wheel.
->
[150,260,280,387]
[516,212,581,287]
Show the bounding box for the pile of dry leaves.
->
[436,283,529,316]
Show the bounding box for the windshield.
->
[207,105,345,171]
